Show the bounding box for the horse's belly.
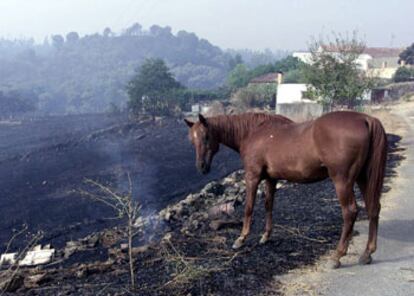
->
[267,162,328,183]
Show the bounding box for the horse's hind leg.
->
[259,178,276,245]
[232,171,260,249]
[329,178,358,269]
[357,177,380,265]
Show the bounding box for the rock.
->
[191,219,200,229]
[202,182,225,195]
[108,248,125,260]
[100,231,120,247]
[164,211,173,221]
[134,216,146,228]
[209,219,242,231]
[75,268,87,279]
[66,241,80,248]
[211,236,227,244]
[223,176,236,185]
[24,273,47,288]
[162,232,173,242]
[86,234,99,248]
[236,195,244,203]
[64,248,76,259]
[182,194,198,206]
[200,212,209,220]
[131,245,150,255]
[208,202,235,219]
[64,241,82,259]
[180,226,189,234]
[111,269,128,277]
[174,204,184,216]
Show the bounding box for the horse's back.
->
[312,111,372,177]
[242,111,375,182]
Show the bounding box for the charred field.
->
[0,114,405,296]
[0,114,240,248]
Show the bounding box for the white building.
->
[293,51,372,71]
[276,83,310,104]
[293,47,403,78]
[275,84,323,121]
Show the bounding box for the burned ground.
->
[0,114,240,248]
[0,115,404,295]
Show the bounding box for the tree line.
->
[1,24,414,118]
[0,23,284,116]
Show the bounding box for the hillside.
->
[0,24,239,114]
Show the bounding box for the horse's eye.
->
[204,135,209,144]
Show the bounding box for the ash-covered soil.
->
[0,114,240,248]
[0,131,403,296]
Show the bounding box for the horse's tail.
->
[363,116,388,218]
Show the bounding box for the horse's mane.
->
[207,112,293,150]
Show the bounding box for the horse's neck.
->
[209,116,250,152]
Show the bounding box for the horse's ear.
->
[184,119,194,128]
[198,114,208,127]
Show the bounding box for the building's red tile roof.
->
[363,47,404,58]
[250,72,280,83]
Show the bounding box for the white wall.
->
[293,51,373,71]
[276,84,308,104]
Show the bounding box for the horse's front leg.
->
[259,178,277,245]
[232,171,260,249]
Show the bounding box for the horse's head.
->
[184,114,219,175]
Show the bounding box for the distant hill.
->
[0,24,278,114]
[0,24,286,115]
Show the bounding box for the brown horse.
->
[184,111,387,268]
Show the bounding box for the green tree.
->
[66,32,79,43]
[0,90,36,117]
[127,58,183,116]
[393,66,414,82]
[228,53,244,70]
[51,34,64,49]
[399,43,414,65]
[226,64,250,89]
[302,33,373,109]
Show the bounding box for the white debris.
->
[32,244,42,251]
[0,245,55,267]
[19,248,55,266]
[0,253,17,266]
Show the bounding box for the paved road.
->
[279,105,414,296]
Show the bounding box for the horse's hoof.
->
[359,253,372,265]
[259,234,269,245]
[325,259,341,269]
[232,237,245,249]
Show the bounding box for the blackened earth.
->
[0,114,240,248]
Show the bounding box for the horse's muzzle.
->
[197,162,210,175]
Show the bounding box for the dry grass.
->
[159,240,225,289]
[79,174,141,290]
[366,101,412,137]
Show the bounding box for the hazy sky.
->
[0,0,413,50]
